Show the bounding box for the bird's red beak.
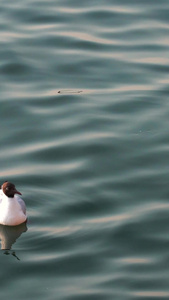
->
[14,189,22,195]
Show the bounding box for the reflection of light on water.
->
[118,257,153,265]
[0,222,27,260]
[133,292,169,297]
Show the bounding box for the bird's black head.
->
[2,181,22,198]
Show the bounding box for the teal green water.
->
[1,1,169,299]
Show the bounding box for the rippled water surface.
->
[1,0,169,299]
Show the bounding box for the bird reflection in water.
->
[0,222,27,260]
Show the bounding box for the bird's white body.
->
[0,189,27,226]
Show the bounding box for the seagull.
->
[0,181,27,226]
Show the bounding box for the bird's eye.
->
[6,187,9,190]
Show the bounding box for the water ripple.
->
[0,0,169,299]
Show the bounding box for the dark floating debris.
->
[58,90,83,94]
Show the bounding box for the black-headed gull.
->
[0,181,27,226]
